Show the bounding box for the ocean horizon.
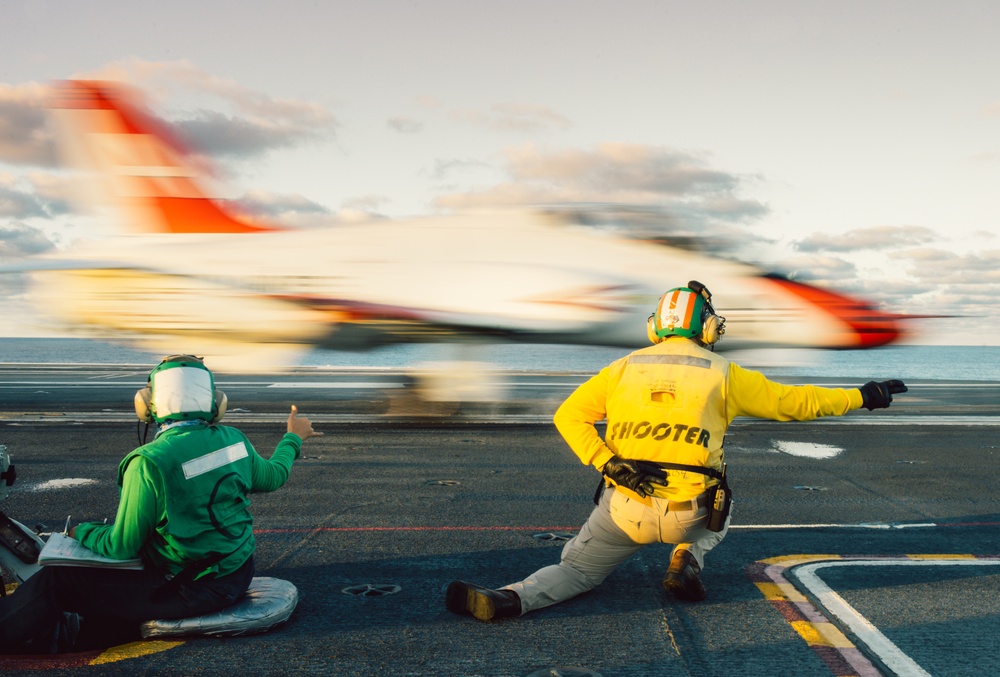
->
[0,337,998,383]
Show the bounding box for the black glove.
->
[859,379,908,410]
[601,455,660,498]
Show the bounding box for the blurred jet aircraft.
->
[13,80,906,380]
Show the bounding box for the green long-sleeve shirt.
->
[75,428,302,577]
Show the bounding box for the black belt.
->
[667,493,709,512]
[594,461,723,507]
[608,484,710,510]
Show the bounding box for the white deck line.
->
[731,522,939,530]
[793,559,1000,677]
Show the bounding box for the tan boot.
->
[445,580,521,621]
[663,549,706,602]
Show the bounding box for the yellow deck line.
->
[90,639,185,665]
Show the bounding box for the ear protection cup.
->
[212,390,227,424]
[701,314,721,345]
[135,386,154,423]
[646,314,663,344]
[134,386,227,423]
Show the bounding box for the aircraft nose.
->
[764,275,905,348]
[836,310,903,348]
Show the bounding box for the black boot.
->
[445,580,521,621]
[663,549,706,602]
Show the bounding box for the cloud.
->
[340,194,390,212]
[450,104,571,133]
[433,142,768,228]
[891,248,1000,284]
[774,242,1000,307]
[502,143,739,194]
[232,189,335,228]
[0,82,58,167]
[173,109,327,159]
[230,189,386,225]
[774,245,1000,325]
[21,172,76,216]
[761,251,945,318]
[771,253,859,282]
[778,233,1000,325]
[428,158,495,180]
[0,222,57,257]
[891,279,1000,335]
[794,225,938,253]
[0,173,70,219]
[87,60,337,160]
[0,178,49,219]
[387,116,424,134]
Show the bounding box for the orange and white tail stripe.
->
[48,80,274,234]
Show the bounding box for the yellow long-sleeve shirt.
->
[553,338,863,499]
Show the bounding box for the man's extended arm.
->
[74,456,159,559]
[726,363,886,423]
[250,433,300,492]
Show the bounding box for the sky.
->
[1,0,998,346]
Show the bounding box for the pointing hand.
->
[859,380,907,410]
[287,405,323,440]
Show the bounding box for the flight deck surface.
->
[1,365,997,676]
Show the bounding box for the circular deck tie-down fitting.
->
[341,583,403,597]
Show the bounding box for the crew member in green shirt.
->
[0,355,322,653]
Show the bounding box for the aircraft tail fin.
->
[48,80,275,234]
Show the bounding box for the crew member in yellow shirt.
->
[446,281,907,620]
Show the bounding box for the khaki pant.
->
[505,486,730,614]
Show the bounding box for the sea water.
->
[1,338,998,382]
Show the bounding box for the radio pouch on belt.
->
[704,463,731,532]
